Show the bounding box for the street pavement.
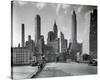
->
[36,62,97,78]
[12,66,38,80]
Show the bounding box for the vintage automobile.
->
[88,59,97,66]
[31,61,39,66]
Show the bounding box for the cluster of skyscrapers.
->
[12,9,97,65]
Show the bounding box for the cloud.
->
[64,10,67,14]
[77,6,84,13]
[62,4,70,14]
[56,4,71,16]
[50,3,57,8]
[77,6,97,14]
[62,4,70,9]
[56,4,61,16]
[36,2,47,11]
[14,1,28,6]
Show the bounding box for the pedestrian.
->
[37,63,40,71]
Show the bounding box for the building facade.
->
[34,14,45,62]
[46,21,69,62]
[25,35,35,56]
[47,21,59,54]
[13,47,31,65]
[12,24,36,65]
[69,10,82,61]
[89,9,97,59]
[60,32,67,53]
[35,14,44,55]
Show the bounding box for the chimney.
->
[22,24,25,47]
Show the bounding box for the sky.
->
[12,1,97,47]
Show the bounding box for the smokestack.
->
[11,1,13,48]
[22,24,25,47]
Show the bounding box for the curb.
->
[31,63,46,78]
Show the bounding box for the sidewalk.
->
[36,63,72,78]
[36,62,97,78]
[12,66,38,80]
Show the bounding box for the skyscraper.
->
[70,10,79,61]
[25,35,35,53]
[89,9,97,59]
[47,21,59,55]
[82,12,90,55]
[71,10,77,44]
[34,14,45,56]
[35,14,41,46]
[60,32,67,53]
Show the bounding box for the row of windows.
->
[16,61,26,64]
[13,51,31,64]
[16,53,29,57]
[14,51,30,54]
[15,58,29,63]
[16,57,29,60]
[15,53,29,64]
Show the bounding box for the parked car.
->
[31,61,38,66]
[88,59,97,66]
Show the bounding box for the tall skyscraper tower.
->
[35,14,41,46]
[53,21,58,39]
[70,10,78,61]
[89,9,97,59]
[70,10,82,61]
[22,24,25,47]
[71,10,77,44]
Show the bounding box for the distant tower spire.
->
[53,20,58,39]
